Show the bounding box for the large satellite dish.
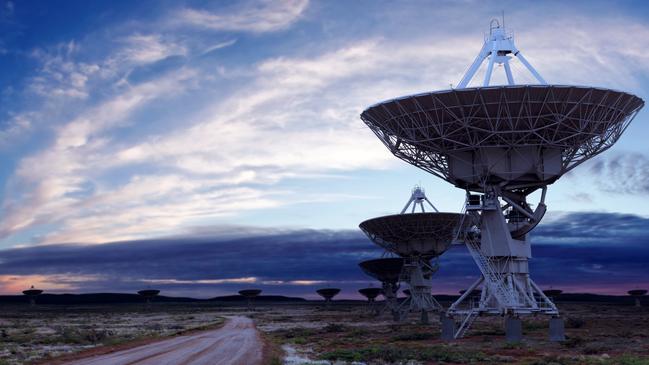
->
[360,18,644,340]
[359,186,467,323]
[362,85,642,192]
[359,257,403,320]
[239,289,262,310]
[137,289,160,306]
[360,213,463,258]
[23,285,44,307]
[316,288,340,308]
[358,257,403,284]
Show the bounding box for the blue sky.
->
[0,0,647,296]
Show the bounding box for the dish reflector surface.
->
[359,212,466,257]
[361,85,644,190]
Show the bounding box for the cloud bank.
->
[0,212,646,298]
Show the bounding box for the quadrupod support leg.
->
[441,312,564,342]
[505,316,522,342]
[440,315,457,341]
[549,317,565,341]
[396,290,443,324]
[444,272,562,340]
[397,257,443,323]
[445,188,559,339]
[379,282,401,321]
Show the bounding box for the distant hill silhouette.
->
[0,293,305,305]
[207,295,306,302]
[433,293,645,305]
[0,292,642,305]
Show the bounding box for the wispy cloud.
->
[0,67,200,243]
[1,2,648,247]
[587,153,649,196]
[175,0,309,33]
[28,41,101,100]
[201,39,237,56]
[118,34,187,65]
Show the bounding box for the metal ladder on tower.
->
[455,310,479,338]
[464,233,516,309]
[455,203,517,312]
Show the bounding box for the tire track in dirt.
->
[65,316,263,365]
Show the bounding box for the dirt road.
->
[66,316,263,365]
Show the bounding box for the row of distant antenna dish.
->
[360,16,644,341]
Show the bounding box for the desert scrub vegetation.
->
[0,304,226,365]
[391,331,436,341]
[523,354,649,365]
[319,345,488,363]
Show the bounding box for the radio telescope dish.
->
[359,258,403,284]
[543,289,563,298]
[239,289,262,310]
[360,186,467,324]
[137,289,160,306]
[362,86,643,192]
[138,289,160,298]
[360,18,643,341]
[359,287,382,301]
[23,286,43,307]
[317,288,340,308]
[360,212,466,258]
[239,289,262,298]
[628,289,647,308]
[359,258,403,320]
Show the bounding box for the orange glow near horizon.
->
[0,274,103,294]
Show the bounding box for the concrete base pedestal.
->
[441,316,456,341]
[392,310,400,322]
[549,317,565,341]
[420,310,429,324]
[505,317,522,342]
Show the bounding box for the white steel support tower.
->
[382,281,401,320]
[360,187,467,324]
[458,19,546,88]
[360,18,644,340]
[359,258,404,321]
[397,187,442,322]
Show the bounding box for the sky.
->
[0,0,647,298]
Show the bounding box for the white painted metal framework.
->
[359,187,468,323]
[458,19,546,88]
[359,258,403,320]
[360,20,644,339]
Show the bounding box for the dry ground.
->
[252,301,649,365]
[64,316,263,365]
[0,301,647,364]
[0,303,227,364]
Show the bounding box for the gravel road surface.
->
[66,316,263,365]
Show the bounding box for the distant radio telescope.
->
[22,286,43,307]
[359,257,404,320]
[459,289,482,297]
[360,186,469,324]
[137,289,160,306]
[358,287,382,302]
[238,289,262,310]
[360,17,643,341]
[316,288,341,308]
[543,289,563,298]
[358,287,382,315]
[628,289,647,308]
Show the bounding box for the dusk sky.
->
[0,0,647,298]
